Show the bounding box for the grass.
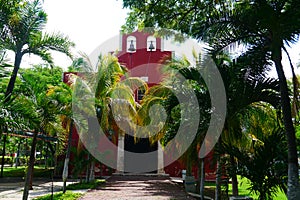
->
[203,176,287,200]
[33,179,106,200]
[227,176,287,200]
[33,191,83,200]
[226,176,287,200]
[2,166,53,177]
[66,179,105,190]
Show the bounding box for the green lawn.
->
[33,179,106,200]
[204,176,287,200]
[227,176,287,200]
[66,179,105,190]
[2,166,53,177]
[33,191,83,200]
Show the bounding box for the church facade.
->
[63,31,216,179]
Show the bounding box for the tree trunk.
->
[0,134,7,177]
[43,141,47,169]
[199,157,205,200]
[99,163,102,177]
[5,51,22,103]
[196,158,201,193]
[22,131,38,200]
[62,119,73,193]
[85,153,90,183]
[54,140,59,177]
[89,160,95,182]
[215,140,222,200]
[62,120,73,193]
[230,155,238,196]
[186,157,192,176]
[215,157,222,200]
[46,142,55,168]
[272,44,300,200]
[15,142,21,168]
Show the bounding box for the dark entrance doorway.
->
[124,134,158,173]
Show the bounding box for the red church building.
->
[63,31,217,179]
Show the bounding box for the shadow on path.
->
[80,175,196,200]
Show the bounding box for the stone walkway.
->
[80,175,197,200]
[0,175,199,200]
[0,177,86,200]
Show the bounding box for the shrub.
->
[224,129,288,199]
[0,156,14,165]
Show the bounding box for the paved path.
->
[0,177,86,200]
[80,175,196,200]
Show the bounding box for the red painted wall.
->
[62,31,218,180]
[117,31,172,90]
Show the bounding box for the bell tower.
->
[116,31,172,174]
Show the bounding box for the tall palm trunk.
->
[272,43,299,200]
[15,141,21,168]
[186,157,192,176]
[5,51,22,102]
[85,153,90,183]
[199,157,205,200]
[62,119,73,193]
[230,155,238,196]
[22,131,38,200]
[215,157,222,200]
[215,139,222,200]
[89,160,95,182]
[54,140,60,177]
[0,134,7,177]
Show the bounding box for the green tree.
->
[122,1,300,198]
[47,78,74,193]
[224,127,288,200]
[0,0,74,102]
[14,66,66,200]
[136,51,281,198]
[134,54,213,197]
[87,53,147,170]
[215,52,281,197]
[56,54,146,192]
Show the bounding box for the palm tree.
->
[181,54,280,199]
[135,54,212,197]
[205,2,300,198]
[224,124,288,200]
[47,81,74,193]
[82,53,147,173]
[0,50,12,79]
[122,0,300,198]
[0,0,74,102]
[55,54,146,192]
[209,52,281,199]
[14,66,66,200]
[139,52,280,198]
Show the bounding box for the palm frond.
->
[27,31,75,59]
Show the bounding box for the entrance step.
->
[112,172,169,177]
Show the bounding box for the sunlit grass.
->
[2,166,53,177]
[33,191,83,200]
[66,179,105,190]
[227,176,287,200]
[33,179,106,200]
[203,176,287,200]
